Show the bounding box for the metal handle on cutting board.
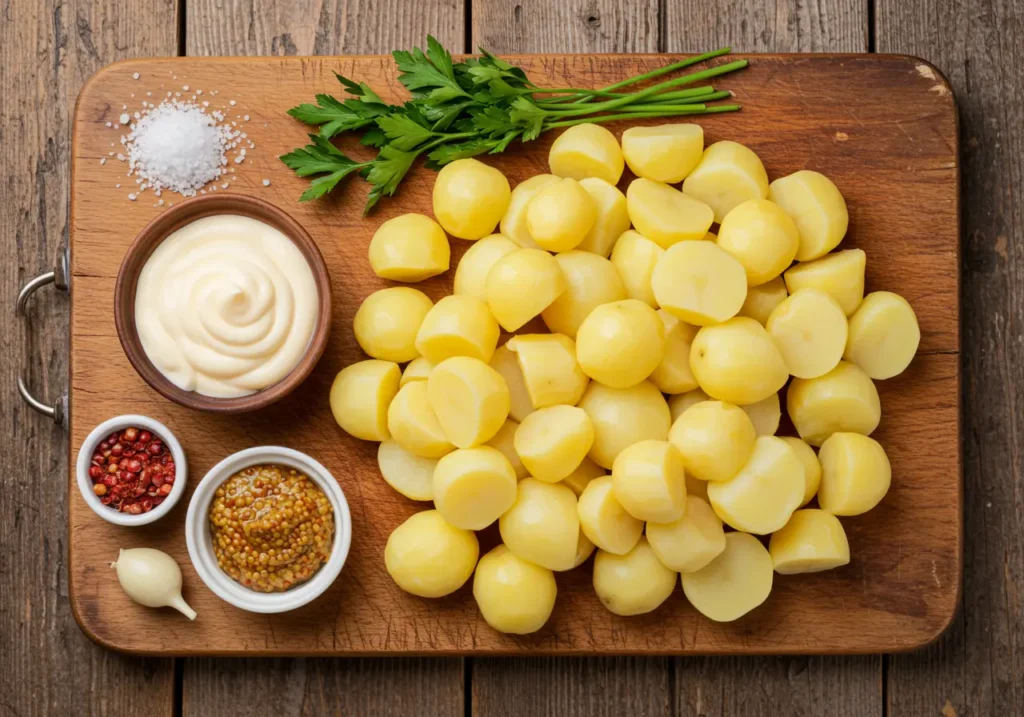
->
[17,245,69,429]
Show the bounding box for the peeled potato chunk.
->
[681,532,773,622]
[668,387,710,422]
[787,360,881,447]
[385,510,479,597]
[401,357,435,387]
[647,495,726,573]
[690,317,789,405]
[717,199,800,287]
[377,441,437,501]
[682,140,769,223]
[415,294,500,365]
[669,400,756,483]
[609,230,664,307]
[769,170,849,262]
[354,287,433,363]
[474,545,557,635]
[368,213,450,282]
[578,380,672,468]
[500,174,560,249]
[526,177,598,252]
[576,178,631,257]
[454,234,519,301]
[844,291,921,379]
[432,158,510,240]
[576,299,666,388]
[612,439,687,522]
[817,432,891,515]
[621,123,704,183]
[740,392,781,436]
[767,288,848,379]
[486,248,567,331]
[574,532,597,567]
[489,345,535,422]
[499,478,581,571]
[780,436,822,506]
[577,475,644,555]
[548,123,624,185]
[514,405,594,483]
[593,537,677,616]
[433,446,517,530]
[506,333,589,408]
[387,381,455,458]
[739,276,788,326]
[652,241,748,326]
[650,309,699,394]
[541,251,627,338]
[562,457,606,497]
[707,435,804,534]
[486,419,528,479]
[626,178,715,249]
[769,509,850,574]
[784,248,866,317]
[330,360,400,442]
[427,356,510,448]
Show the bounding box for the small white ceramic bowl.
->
[76,414,188,526]
[185,446,352,614]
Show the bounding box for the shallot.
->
[112,548,197,620]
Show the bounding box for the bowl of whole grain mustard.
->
[185,447,351,613]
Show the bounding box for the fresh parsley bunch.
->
[281,37,746,213]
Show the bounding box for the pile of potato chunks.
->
[329,121,921,634]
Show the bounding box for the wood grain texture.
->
[877,0,1023,716]
[0,1,177,716]
[68,53,959,657]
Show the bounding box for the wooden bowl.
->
[114,194,332,413]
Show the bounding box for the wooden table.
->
[1,1,1018,715]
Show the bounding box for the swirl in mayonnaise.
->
[135,215,318,398]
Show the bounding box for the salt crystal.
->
[116,184,121,188]
[105,121,112,128]
[133,72,140,80]
[100,158,106,165]
[243,115,250,121]
[196,90,203,95]
[183,85,190,91]
[128,193,137,201]
[113,124,120,130]
[229,100,236,106]
[221,183,229,189]
[158,199,165,206]
[116,153,126,161]
[122,105,127,110]
[262,179,270,186]
[202,101,209,107]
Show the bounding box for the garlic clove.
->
[112,547,197,620]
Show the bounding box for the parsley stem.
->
[534,85,716,108]
[543,104,740,129]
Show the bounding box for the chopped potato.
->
[453,234,519,301]
[738,276,788,326]
[609,230,664,307]
[578,380,672,469]
[486,419,529,479]
[474,544,557,634]
[690,317,789,405]
[681,532,773,622]
[514,405,594,483]
[668,400,756,483]
[740,393,781,436]
[548,123,625,185]
[577,475,644,555]
[767,288,848,379]
[576,178,632,257]
[682,140,769,223]
[499,478,581,571]
[668,387,710,422]
[432,158,510,240]
[844,291,921,379]
[652,241,748,325]
[526,177,598,252]
[576,299,666,388]
[784,248,866,317]
[626,178,715,248]
[647,495,726,573]
[506,333,589,408]
[387,381,455,458]
[385,510,479,597]
[401,357,435,387]
[377,441,437,501]
[611,439,687,522]
[621,123,704,183]
[649,309,699,394]
[330,360,401,442]
[427,356,510,448]
[787,360,881,446]
[486,248,567,331]
[433,446,517,530]
[489,345,535,422]
[562,457,607,497]
[769,509,850,574]
[574,532,597,567]
[500,174,560,249]
[817,432,891,515]
[716,199,800,286]
[780,436,822,506]
[415,294,500,365]
[706,435,804,534]
[354,287,433,363]
[541,251,627,338]
[769,170,849,262]
[368,213,450,282]
[593,537,677,616]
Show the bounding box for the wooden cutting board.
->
[68,53,960,655]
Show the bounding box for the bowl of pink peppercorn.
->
[76,414,187,526]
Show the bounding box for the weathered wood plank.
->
[0,0,177,716]
[877,0,1024,715]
